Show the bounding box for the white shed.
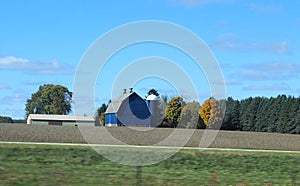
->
[27,114,95,126]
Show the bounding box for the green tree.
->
[221,97,239,130]
[161,95,168,104]
[276,95,289,133]
[231,100,240,130]
[265,97,278,132]
[237,95,300,134]
[286,97,300,134]
[287,110,300,134]
[178,101,200,129]
[95,102,109,126]
[239,97,253,131]
[0,116,13,123]
[254,97,268,132]
[165,96,185,127]
[25,84,72,119]
[146,89,159,97]
[247,97,261,131]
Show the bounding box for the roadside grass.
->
[0,143,300,185]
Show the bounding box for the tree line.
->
[7,84,298,135]
[0,116,24,123]
[224,95,300,134]
[161,95,300,134]
[96,89,300,134]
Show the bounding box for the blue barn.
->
[105,89,152,127]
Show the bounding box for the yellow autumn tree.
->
[165,96,185,127]
[199,98,223,128]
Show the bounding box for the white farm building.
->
[27,114,95,126]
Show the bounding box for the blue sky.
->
[0,0,299,119]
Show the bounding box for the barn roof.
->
[27,114,94,122]
[105,92,138,114]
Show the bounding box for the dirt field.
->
[1,124,300,151]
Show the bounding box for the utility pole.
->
[136,166,142,186]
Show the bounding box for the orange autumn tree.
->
[199,98,223,128]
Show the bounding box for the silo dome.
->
[146,94,159,101]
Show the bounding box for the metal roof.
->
[27,114,94,122]
[105,92,137,114]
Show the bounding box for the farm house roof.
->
[27,114,94,122]
[105,91,138,114]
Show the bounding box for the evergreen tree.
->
[286,97,300,134]
[221,97,239,130]
[231,100,240,130]
[277,95,291,133]
[266,97,277,132]
[221,97,234,130]
[221,95,300,134]
[239,97,253,131]
[254,97,268,132]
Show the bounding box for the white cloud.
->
[0,56,29,65]
[0,83,11,90]
[21,81,46,86]
[265,41,291,54]
[219,62,236,70]
[0,56,74,75]
[211,33,242,51]
[215,33,240,41]
[95,97,111,105]
[138,87,177,95]
[0,94,27,105]
[232,61,300,82]
[252,61,300,73]
[169,0,232,7]
[211,79,242,86]
[211,33,291,54]
[215,20,230,29]
[243,83,291,91]
[249,3,281,14]
[235,70,272,81]
[0,107,25,119]
[223,79,242,86]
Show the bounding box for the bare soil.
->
[1,124,300,150]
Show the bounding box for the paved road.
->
[1,141,300,154]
